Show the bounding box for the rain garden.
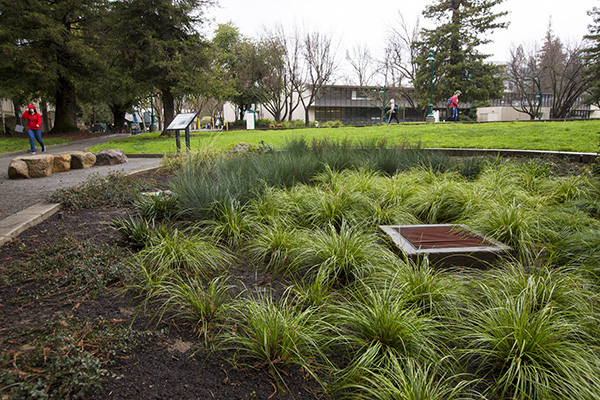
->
[110,139,600,399]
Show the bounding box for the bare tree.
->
[346,44,378,86]
[382,12,421,109]
[540,26,589,119]
[264,24,306,122]
[258,27,290,122]
[506,44,543,119]
[299,29,339,126]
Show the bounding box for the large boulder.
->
[94,149,127,166]
[21,154,54,178]
[8,158,29,179]
[66,151,96,169]
[52,154,72,173]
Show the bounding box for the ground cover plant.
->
[89,119,600,154]
[2,142,600,399]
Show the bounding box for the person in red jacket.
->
[444,90,461,122]
[22,105,45,154]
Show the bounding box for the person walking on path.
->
[387,99,400,124]
[22,105,45,154]
[444,90,461,122]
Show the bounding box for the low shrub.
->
[5,236,131,295]
[48,173,153,210]
[282,119,306,128]
[0,319,133,400]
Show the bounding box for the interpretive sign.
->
[166,112,198,152]
[167,113,197,131]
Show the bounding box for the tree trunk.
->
[50,76,78,133]
[110,103,129,133]
[160,88,175,136]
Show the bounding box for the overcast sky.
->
[207,0,597,80]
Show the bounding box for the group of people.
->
[386,90,462,124]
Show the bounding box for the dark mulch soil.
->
[0,171,322,400]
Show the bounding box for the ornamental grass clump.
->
[339,357,471,400]
[311,166,383,196]
[292,223,396,286]
[463,199,540,259]
[245,219,300,274]
[132,227,234,280]
[134,192,180,220]
[372,257,460,317]
[537,174,600,205]
[554,228,600,279]
[161,275,233,342]
[295,186,374,230]
[202,199,252,249]
[290,278,335,311]
[460,265,600,400]
[220,291,332,380]
[331,281,446,388]
[407,174,469,223]
[245,185,294,224]
[310,168,419,229]
[110,215,157,249]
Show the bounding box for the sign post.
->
[166,112,198,152]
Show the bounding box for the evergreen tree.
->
[414,0,508,114]
[0,0,104,132]
[109,0,212,133]
[584,7,600,107]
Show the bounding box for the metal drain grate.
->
[380,224,511,268]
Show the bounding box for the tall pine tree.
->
[109,0,212,133]
[414,0,508,113]
[584,7,600,107]
[0,0,103,132]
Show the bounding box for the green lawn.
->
[2,120,598,154]
[89,120,600,154]
[0,137,72,153]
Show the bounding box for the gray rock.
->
[94,149,127,166]
[65,151,96,169]
[8,158,29,179]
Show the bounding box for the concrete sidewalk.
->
[0,134,163,246]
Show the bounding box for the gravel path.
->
[0,135,162,220]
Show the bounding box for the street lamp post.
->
[380,86,386,124]
[426,49,435,122]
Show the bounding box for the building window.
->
[351,90,368,101]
